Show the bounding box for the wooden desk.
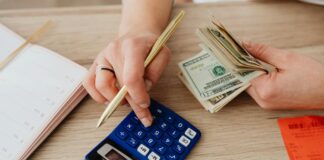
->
[1,1,324,159]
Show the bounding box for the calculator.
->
[85,99,201,160]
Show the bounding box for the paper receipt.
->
[278,116,324,160]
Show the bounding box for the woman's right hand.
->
[83,31,171,127]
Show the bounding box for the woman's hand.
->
[243,41,324,109]
[83,32,171,127]
[83,0,173,127]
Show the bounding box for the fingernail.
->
[141,117,152,127]
[140,103,149,108]
[144,79,153,91]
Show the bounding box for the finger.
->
[242,41,289,68]
[145,46,171,90]
[126,95,153,127]
[95,58,119,102]
[246,85,270,109]
[122,40,150,108]
[82,63,107,103]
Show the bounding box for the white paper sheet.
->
[0,24,87,160]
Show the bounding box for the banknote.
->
[178,69,250,113]
[179,50,245,100]
[177,18,273,113]
[179,49,262,100]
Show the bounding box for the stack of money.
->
[178,19,274,113]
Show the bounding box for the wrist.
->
[118,21,163,38]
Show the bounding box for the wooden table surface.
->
[1,1,324,159]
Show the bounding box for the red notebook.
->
[278,116,324,160]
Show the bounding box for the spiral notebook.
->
[0,23,88,160]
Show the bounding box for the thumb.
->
[242,41,287,68]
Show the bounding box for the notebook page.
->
[0,24,25,62]
[0,25,87,160]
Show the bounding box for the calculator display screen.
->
[105,149,126,160]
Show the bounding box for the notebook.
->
[0,23,88,160]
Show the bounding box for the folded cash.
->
[178,19,274,113]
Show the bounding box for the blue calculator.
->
[85,99,201,160]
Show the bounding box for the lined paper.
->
[0,24,87,160]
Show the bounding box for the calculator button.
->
[155,144,167,155]
[184,128,197,139]
[161,136,173,146]
[168,128,180,139]
[172,143,185,154]
[153,108,164,117]
[165,115,175,123]
[144,136,156,147]
[179,135,191,147]
[135,129,146,139]
[116,130,128,140]
[175,121,185,131]
[126,137,138,147]
[152,128,163,139]
[158,121,169,131]
[137,144,150,156]
[124,122,135,131]
[148,151,160,160]
[131,115,140,124]
[166,152,178,160]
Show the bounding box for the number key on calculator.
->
[85,99,201,160]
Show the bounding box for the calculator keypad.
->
[111,100,200,160]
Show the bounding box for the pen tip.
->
[96,120,102,128]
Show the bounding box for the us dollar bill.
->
[178,69,250,113]
[177,18,273,113]
[178,50,262,101]
[178,51,242,100]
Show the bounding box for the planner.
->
[0,23,88,160]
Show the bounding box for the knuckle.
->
[258,86,277,101]
[106,41,120,59]
[107,41,119,51]
[282,51,297,62]
[94,97,107,104]
[123,76,139,87]
[123,38,141,48]
[255,45,270,57]
[82,79,89,87]
[95,81,109,92]
[146,36,158,45]
[146,70,159,84]
[82,76,93,89]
